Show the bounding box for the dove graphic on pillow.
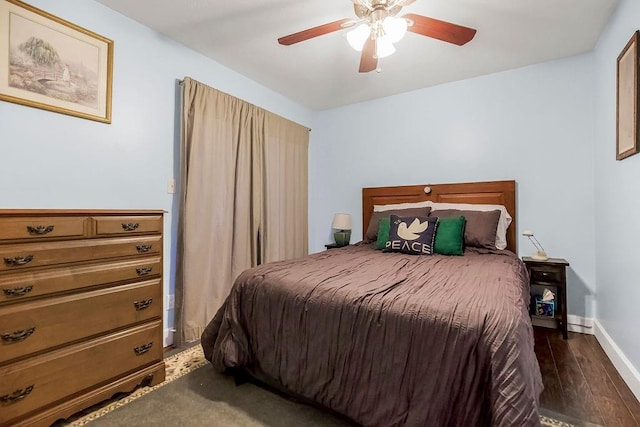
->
[385,215,437,255]
[397,218,429,241]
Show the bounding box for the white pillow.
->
[425,201,512,250]
[373,201,431,212]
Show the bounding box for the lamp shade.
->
[332,213,352,230]
[347,24,370,51]
[382,16,408,43]
[375,36,396,58]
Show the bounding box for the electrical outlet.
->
[166,294,175,310]
[167,179,176,194]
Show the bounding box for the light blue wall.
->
[309,54,597,319]
[3,0,629,358]
[0,0,313,345]
[593,0,640,371]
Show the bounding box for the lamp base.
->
[334,230,351,247]
[531,250,549,261]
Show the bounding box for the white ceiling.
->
[97,0,618,111]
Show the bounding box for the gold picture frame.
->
[617,30,639,160]
[0,0,113,123]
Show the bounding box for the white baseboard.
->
[593,319,640,401]
[533,314,594,334]
[566,314,594,334]
[163,328,175,348]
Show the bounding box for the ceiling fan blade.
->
[278,19,352,46]
[359,37,377,73]
[404,13,477,46]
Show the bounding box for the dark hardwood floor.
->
[534,327,640,426]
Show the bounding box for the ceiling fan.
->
[277,0,477,73]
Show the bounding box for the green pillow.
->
[434,216,466,255]
[375,217,391,250]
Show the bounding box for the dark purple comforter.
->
[201,243,543,426]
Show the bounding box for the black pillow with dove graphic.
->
[384,215,438,255]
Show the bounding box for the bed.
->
[201,180,543,426]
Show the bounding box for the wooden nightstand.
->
[522,257,570,339]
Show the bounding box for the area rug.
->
[63,346,589,427]
[64,345,208,426]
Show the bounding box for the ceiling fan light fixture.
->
[347,24,371,51]
[375,36,396,58]
[276,1,477,73]
[382,16,407,43]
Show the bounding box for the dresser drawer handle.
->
[134,342,153,355]
[136,244,152,253]
[540,272,550,276]
[26,225,54,235]
[1,327,35,343]
[3,285,33,297]
[1,385,34,403]
[136,267,153,276]
[134,298,153,310]
[122,223,140,231]
[3,255,34,266]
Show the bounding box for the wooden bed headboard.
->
[362,180,517,253]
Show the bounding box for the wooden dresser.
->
[0,210,165,427]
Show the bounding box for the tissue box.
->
[535,296,555,318]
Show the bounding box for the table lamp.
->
[332,213,352,247]
[522,230,548,261]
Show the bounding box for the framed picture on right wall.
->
[617,30,639,160]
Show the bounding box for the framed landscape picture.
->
[0,0,113,123]
[616,30,639,160]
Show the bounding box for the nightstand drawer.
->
[530,267,562,283]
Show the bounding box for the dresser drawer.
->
[530,266,562,283]
[0,216,89,242]
[0,321,162,425]
[0,236,162,273]
[94,215,163,237]
[0,257,161,303]
[0,280,161,364]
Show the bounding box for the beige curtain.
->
[176,77,309,344]
[263,112,309,262]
